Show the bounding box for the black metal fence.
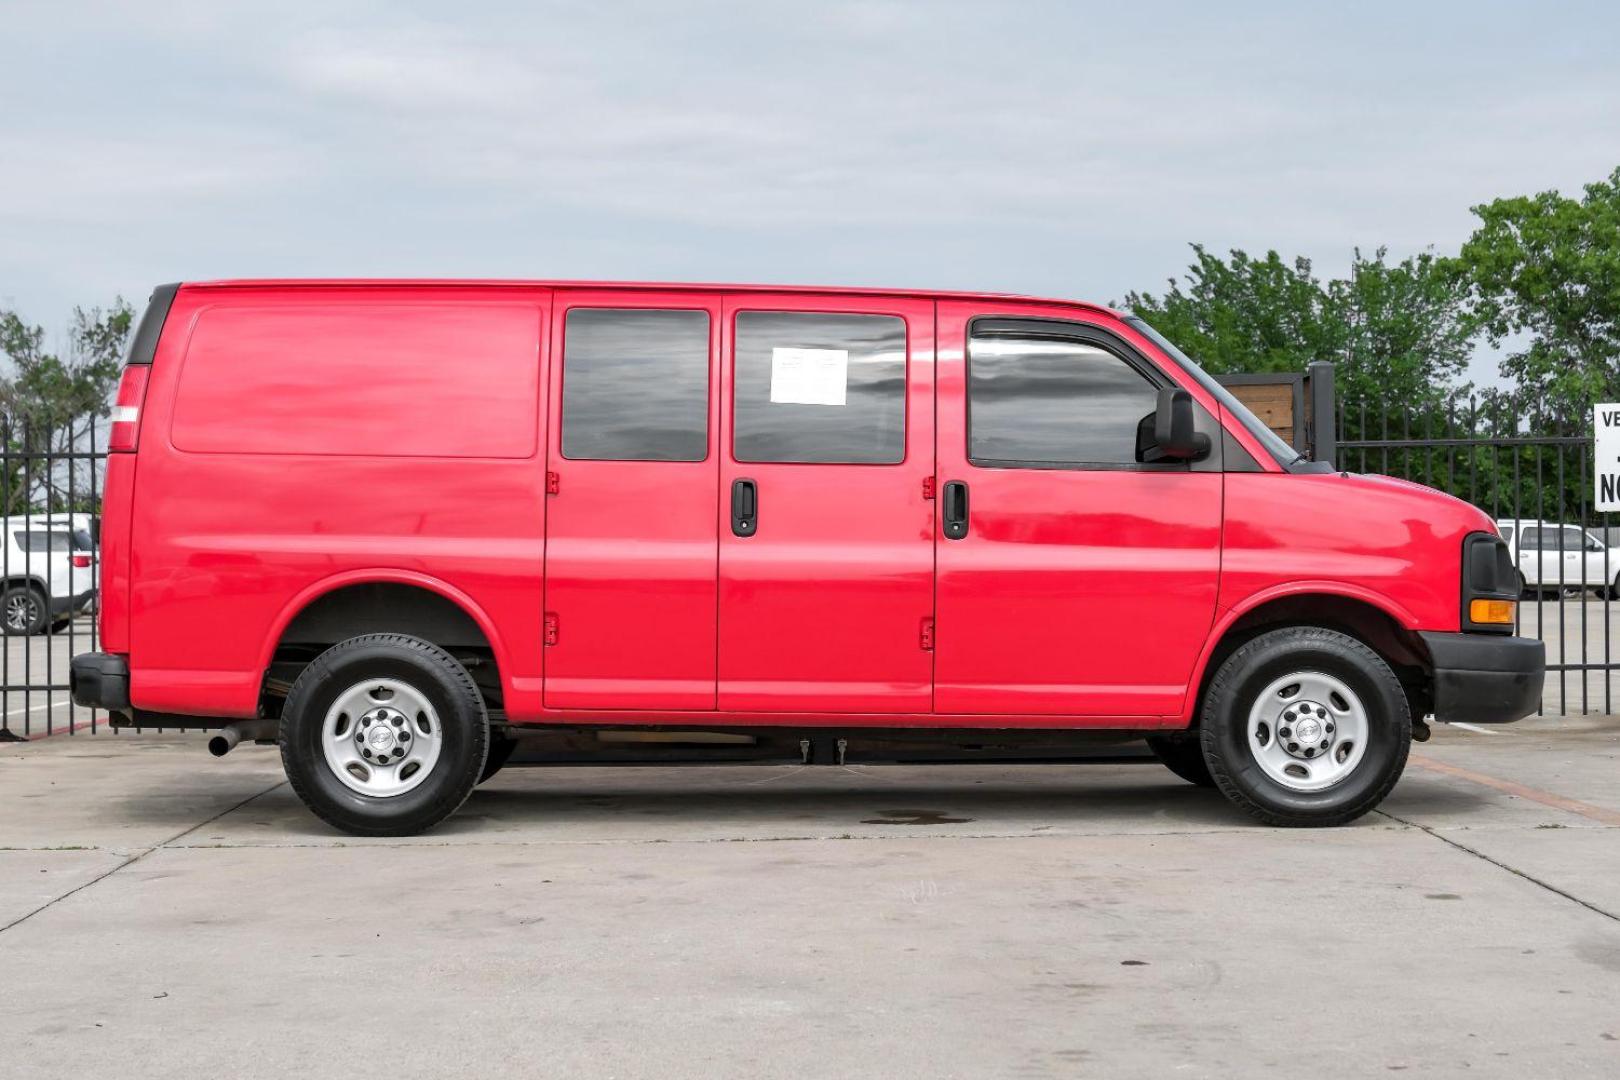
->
[1337,395,1611,716]
[0,416,109,740]
[0,392,1612,738]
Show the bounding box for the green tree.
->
[0,300,135,513]
[1454,166,1620,429]
[1122,244,1473,410]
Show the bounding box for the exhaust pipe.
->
[209,720,277,758]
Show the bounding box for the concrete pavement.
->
[1,717,1618,1078]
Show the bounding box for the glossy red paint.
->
[103,279,1494,731]
[717,292,936,712]
[543,289,721,710]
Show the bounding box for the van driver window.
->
[968,335,1159,467]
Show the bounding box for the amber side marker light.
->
[1469,598,1516,625]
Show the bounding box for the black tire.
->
[280,634,489,836]
[1201,626,1410,827]
[1145,735,1215,787]
[1,585,47,636]
[1516,571,1531,599]
[479,733,519,784]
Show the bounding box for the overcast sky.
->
[5,0,1619,386]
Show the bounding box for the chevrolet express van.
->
[72,281,1545,835]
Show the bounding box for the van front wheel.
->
[1201,627,1410,827]
[280,635,489,836]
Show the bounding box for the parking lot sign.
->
[1598,403,1620,511]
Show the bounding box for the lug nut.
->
[1287,742,1299,752]
[400,731,410,742]
[1320,740,1329,749]
[1304,748,1316,758]
[1280,727,1292,738]
[1326,723,1335,734]
[391,716,403,727]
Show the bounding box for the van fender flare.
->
[1177,582,1421,724]
[257,568,513,693]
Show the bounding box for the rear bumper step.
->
[70,651,130,712]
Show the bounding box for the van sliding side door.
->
[716,294,936,713]
[541,290,721,710]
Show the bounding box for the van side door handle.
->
[942,480,969,540]
[732,478,758,537]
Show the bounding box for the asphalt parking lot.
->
[2,717,1617,1079]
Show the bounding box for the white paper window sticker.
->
[770,347,848,406]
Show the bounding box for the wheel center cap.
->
[1295,716,1323,743]
[367,723,396,752]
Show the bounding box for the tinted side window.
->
[733,312,906,464]
[968,335,1159,466]
[16,531,70,553]
[562,309,710,462]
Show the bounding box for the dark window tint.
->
[1519,527,1585,551]
[968,335,1159,466]
[15,531,71,553]
[733,312,906,464]
[562,309,710,461]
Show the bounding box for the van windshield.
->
[1124,315,1305,468]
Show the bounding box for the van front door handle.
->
[942,480,969,540]
[732,478,758,537]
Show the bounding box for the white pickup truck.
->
[1496,519,1618,598]
[0,513,98,634]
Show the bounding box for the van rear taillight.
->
[108,365,150,451]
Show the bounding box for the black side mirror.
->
[1136,387,1211,463]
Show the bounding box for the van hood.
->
[1336,471,1496,533]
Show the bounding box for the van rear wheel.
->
[1200,626,1410,827]
[280,634,489,836]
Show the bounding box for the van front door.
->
[542,292,720,709]
[716,295,935,712]
[932,303,1223,718]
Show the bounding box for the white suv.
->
[1495,519,1619,598]
[0,514,99,635]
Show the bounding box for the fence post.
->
[1307,360,1337,468]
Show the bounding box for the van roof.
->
[181,279,1121,316]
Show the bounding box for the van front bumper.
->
[70,651,130,713]
[1419,632,1545,724]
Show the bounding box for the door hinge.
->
[543,612,559,646]
[922,476,936,500]
[546,471,561,495]
[919,617,935,651]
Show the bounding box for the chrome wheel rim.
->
[321,679,443,798]
[1247,670,1369,793]
[5,594,38,631]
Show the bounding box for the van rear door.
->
[716,294,935,713]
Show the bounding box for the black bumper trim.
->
[1419,632,1545,724]
[70,652,130,712]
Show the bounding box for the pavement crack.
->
[1376,808,1620,924]
[0,779,287,937]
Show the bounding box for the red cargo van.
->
[72,280,1543,835]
